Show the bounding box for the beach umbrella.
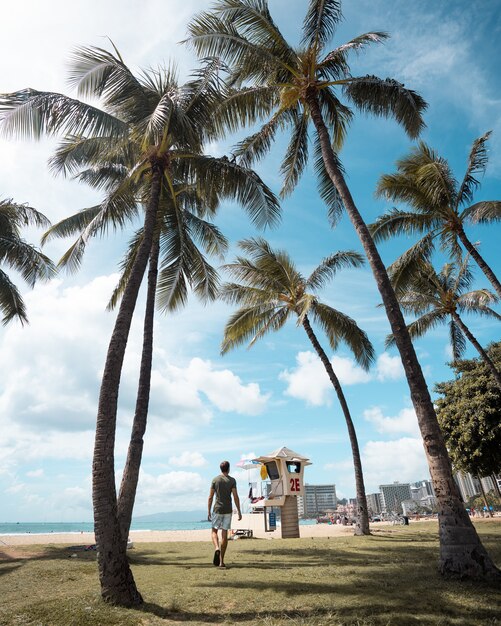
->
[236,459,260,468]
[236,459,261,470]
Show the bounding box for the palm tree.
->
[387,259,501,390]
[371,133,501,296]
[1,47,280,605]
[187,0,500,579]
[220,238,374,535]
[0,198,55,325]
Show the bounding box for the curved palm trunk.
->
[306,89,500,580]
[92,164,162,607]
[302,315,370,535]
[451,311,501,391]
[117,230,161,544]
[457,227,501,297]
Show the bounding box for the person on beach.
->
[208,460,242,569]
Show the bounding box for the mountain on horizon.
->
[133,510,207,522]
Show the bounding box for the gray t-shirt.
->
[211,474,236,514]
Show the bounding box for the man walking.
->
[208,460,242,568]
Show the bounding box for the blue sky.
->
[0,0,500,522]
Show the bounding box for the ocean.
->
[0,521,212,535]
[0,519,317,536]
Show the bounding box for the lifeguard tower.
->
[252,446,311,538]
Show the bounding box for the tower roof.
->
[254,446,312,465]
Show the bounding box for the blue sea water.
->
[0,519,316,536]
[0,520,212,535]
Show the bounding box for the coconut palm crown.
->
[371,133,501,296]
[0,199,55,325]
[221,238,374,367]
[186,0,426,212]
[387,259,501,389]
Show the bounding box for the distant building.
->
[297,483,337,517]
[454,471,481,502]
[453,471,501,502]
[410,479,436,509]
[379,482,411,513]
[366,492,382,516]
[411,479,435,498]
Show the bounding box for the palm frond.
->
[49,135,133,179]
[0,236,56,285]
[186,11,292,78]
[68,45,151,123]
[54,187,139,273]
[280,108,309,197]
[386,310,445,348]
[301,0,342,51]
[311,301,374,369]
[313,136,344,226]
[306,250,364,290]
[221,302,285,354]
[0,89,127,139]
[219,85,280,134]
[317,87,353,151]
[456,289,498,313]
[319,32,389,78]
[456,131,491,209]
[107,228,143,310]
[0,199,52,230]
[0,268,28,325]
[375,172,435,213]
[343,75,427,139]
[449,318,466,361]
[211,0,297,67]
[41,206,102,246]
[232,113,281,167]
[464,200,501,224]
[369,209,435,243]
[178,154,281,229]
[386,233,435,295]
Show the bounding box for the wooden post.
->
[281,495,300,538]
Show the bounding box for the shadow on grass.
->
[134,600,500,625]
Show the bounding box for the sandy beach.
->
[0,513,365,546]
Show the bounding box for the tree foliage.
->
[435,342,501,477]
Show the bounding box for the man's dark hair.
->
[220,460,230,473]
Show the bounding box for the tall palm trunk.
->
[302,314,370,535]
[451,311,501,391]
[305,89,500,579]
[117,230,161,545]
[92,164,162,606]
[457,226,501,298]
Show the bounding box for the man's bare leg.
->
[219,529,228,567]
[211,528,220,551]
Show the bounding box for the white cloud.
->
[279,351,371,406]
[361,438,429,492]
[26,469,44,478]
[169,451,208,468]
[363,406,419,436]
[376,353,404,381]
[184,357,269,415]
[134,470,208,512]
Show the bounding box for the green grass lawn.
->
[0,521,500,626]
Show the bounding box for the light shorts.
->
[211,512,232,530]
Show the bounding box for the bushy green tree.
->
[435,342,501,479]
